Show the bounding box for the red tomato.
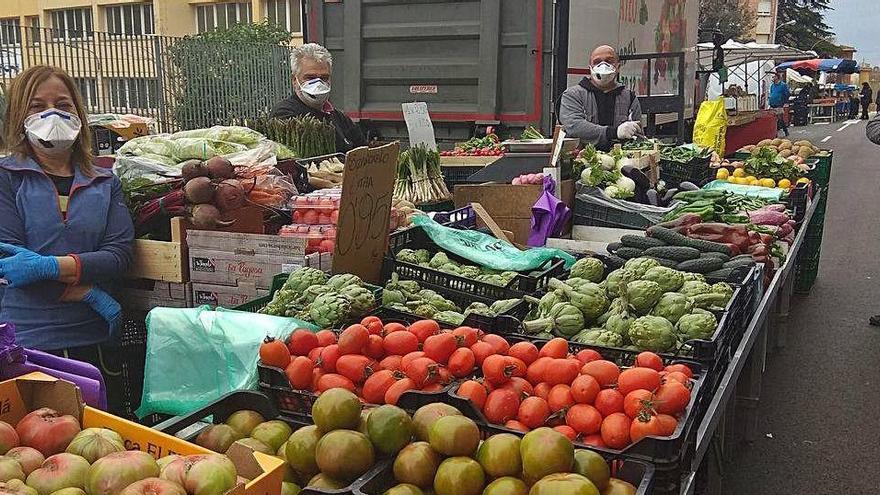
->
[655,414,678,436]
[383,322,407,336]
[581,433,606,448]
[383,331,419,356]
[594,389,625,417]
[360,316,384,336]
[484,388,521,424]
[570,374,601,404]
[337,325,369,355]
[469,341,495,366]
[423,333,458,364]
[664,363,694,379]
[618,367,662,396]
[653,381,691,415]
[436,366,453,385]
[506,356,527,378]
[401,351,426,370]
[482,354,513,386]
[481,334,510,355]
[539,338,569,359]
[385,377,415,405]
[363,334,385,359]
[600,413,631,449]
[580,360,621,387]
[284,356,313,390]
[664,371,690,386]
[547,384,574,412]
[575,349,602,365]
[409,320,440,343]
[630,413,665,443]
[544,358,580,386]
[317,345,341,373]
[533,382,551,400]
[259,337,290,369]
[308,346,324,363]
[507,377,534,397]
[634,352,664,371]
[287,330,319,356]
[624,389,655,419]
[316,373,355,393]
[565,404,602,435]
[405,357,440,387]
[379,355,402,372]
[315,330,336,347]
[504,420,530,432]
[553,425,578,441]
[526,356,553,385]
[362,369,398,404]
[452,326,479,348]
[447,348,476,378]
[336,354,375,385]
[457,380,488,410]
[508,341,539,365]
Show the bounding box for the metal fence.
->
[0,26,295,132]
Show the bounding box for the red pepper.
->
[758,233,774,245]
[722,243,741,256]
[657,213,703,229]
[687,223,751,250]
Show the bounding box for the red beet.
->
[184,177,215,205]
[191,204,235,229]
[214,179,245,212]
[204,156,235,180]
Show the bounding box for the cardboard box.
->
[453,179,575,244]
[187,231,307,289]
[192,282,269,308]
[119,279,193,312]
[90,122,149,156]
[0,373,284,495]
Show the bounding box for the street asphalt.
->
[721,117,880,493]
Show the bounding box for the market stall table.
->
[724,110,778,156]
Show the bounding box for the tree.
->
[163,22,295,130]
[699,0,757,42]
[776,0,840,56]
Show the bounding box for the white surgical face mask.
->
[298,78,331,107]
[591,62,618,87]
[24,109,81,155]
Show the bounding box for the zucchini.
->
[620,235,666,250]
[700,251,731,262]
[705,268,736,281]
[646,257,680,269]
[605,255,627,270]
[676,257,724,274]
[643,246,701,262]
[607,242,623,254]
[692,292,731,309]
[616,247,644,260]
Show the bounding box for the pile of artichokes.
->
[395,248,519,287]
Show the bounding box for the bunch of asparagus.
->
[246,116,336,159]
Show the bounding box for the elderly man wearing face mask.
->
[270,43,367,153]
[559,45,643,151]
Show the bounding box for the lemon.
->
[760,178,776,188]
[716,168,730,180]
[749,179,761,186]
[796,177,810,184]
[745,176,757,183]
[777,178,792,189]
[732,168,746,178]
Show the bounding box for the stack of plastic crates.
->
[795,151,832,293]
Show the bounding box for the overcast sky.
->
[826,0,878,65]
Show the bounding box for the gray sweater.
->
[867,114,880,145]
[559,78,642,150]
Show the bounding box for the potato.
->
[798,148,812,158]
[779,141,792,150]
[758,139,773,147]
[778,149,793,158]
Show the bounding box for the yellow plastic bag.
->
[693,98,728,157]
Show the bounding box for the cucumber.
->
[645,257,680,269]
[676,257,724,274]
[646,226,695,247]
[700,251,731,262]
[723,257,756,269]
[605,255,627,270]
[705,268,736,281]
[687,239,733,256]
[607,242,623,253]
[620,234,666,250]
[616,247,644,260]
[644,246,701,262]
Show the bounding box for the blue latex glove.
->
[82,287,122,335]
[0,242,60,287]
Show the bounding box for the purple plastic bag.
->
[2,361,105,410]
[528,175,571,247]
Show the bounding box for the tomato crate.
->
[384,225,566,298]
[355,446,655,495]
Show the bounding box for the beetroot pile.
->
[0,408,242,495]
[181,156,247,229]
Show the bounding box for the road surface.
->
[722,118,880,493]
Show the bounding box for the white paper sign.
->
[402,102,437,151]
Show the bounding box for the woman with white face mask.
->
[559,45,643,151]
[270,43,368,153]
[0,65,133,412]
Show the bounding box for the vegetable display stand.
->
[431,205,476,230]
[807,150,833,191]
[118,313,150,421]
[385,225,566,297]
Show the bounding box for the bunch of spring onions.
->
[393,144,451,205]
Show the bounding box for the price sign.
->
[332,142,400,283]
[402,102,437,151]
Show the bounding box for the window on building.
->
[75,77,98,109]
[196,3,252,33]
[0,18,21,47]
[107,77,159,109]
[265,0,302,34]
[757,1,772,16]
[50,8,93,40]
[26,16,40,45]
[106,4,155,36]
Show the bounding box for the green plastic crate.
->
[808,151,833,190]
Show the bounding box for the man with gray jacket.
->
[867,113,880,146]
[559,45,642,151]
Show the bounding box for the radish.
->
[512,177,522,185]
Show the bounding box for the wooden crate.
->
[128,217,188,283]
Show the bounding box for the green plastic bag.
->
[411,215,576,271]
[702,180,785,200]
[136,306,317,418]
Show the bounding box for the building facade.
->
[747,0,779,43]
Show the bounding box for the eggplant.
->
[678,181,700,191]
[661,188,679,207]
[646,189,659,206]
[620,165,651,204]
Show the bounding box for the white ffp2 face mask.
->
[591,62,618,87]
[298,78,332,107]
[24,109,82,155]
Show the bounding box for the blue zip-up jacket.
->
[769,81,790,108]
[0,154,134,350]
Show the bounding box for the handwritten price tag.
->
[332,142,400,282]
[402,102,437,151]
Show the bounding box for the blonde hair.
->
[3,65,94,176]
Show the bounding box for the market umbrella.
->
[774,59,860,74]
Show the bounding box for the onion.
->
[512,177,522,185]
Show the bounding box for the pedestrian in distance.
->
[768,72,790,137]
[860,82,873,120]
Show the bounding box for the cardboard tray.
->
[0,373,285,495]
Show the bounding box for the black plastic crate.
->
[440,165,484,190]
[659,156,712,187]
[385,226,566,297]
[356,444,655,495]
[118,313,148,421]
[572,196,657,230]
[431,205,476,230]
[786,182,810,223]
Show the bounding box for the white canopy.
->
[787,68,813,84]
[696,40,816,70]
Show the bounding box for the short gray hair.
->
[291,43,333,77]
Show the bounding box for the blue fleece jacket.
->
[0,155,134,350]
[769,81,790,108]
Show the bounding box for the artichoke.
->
[429,297,460,313]
[459,265,482,278]
[429,252,452,269]
[605,268,638,297]
[340,285,376,316]
[711,282,734,299]
[564,277,591,290]
[435,311,466,327]
[572,328,624,347]
[522,302,584,337]
[327,273,363,291]
[291,284,334,310]
[624,257,660,277]
[417,289,440,300]
[680,272,706,283]
[651,292,694,324]
[500,271,518,283]
[382,288,407,306]
[283,267,327,294]
[548,278,609,323]
[386,302,411,313]
[439,263,462,275]
[642,266,685,293]
[605,312,635,340]
[570,257,605,282]
[534,332,555,339]
[679,280,712,298]
[533,290,566,317]
[490,299,521,315]
[411,304,438,318]
[414,249,431,263]
[259,288,297,316]
[691,307,714,316]
[629,316,678,352]
[625,280,663,314]
[308,293,351,328]
[676,312,718,340]
[464,302,494,317]
[475,274,507,286]
[396,248,420,264]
